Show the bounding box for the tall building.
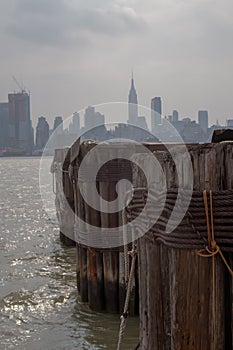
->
[151,97,162,131]
[95,112,105,126]
[69,112,80,134]
[84,106,105,130]
[172,110,179,123]
[227,119,233,128]
[8,91,32,152]
[84,106,95,129]
[53,116,63,133]
[30,120,34,150]
[198,110,208,133]
[128,74,138,125]
[0,102,9,147]
[36,116,49,150]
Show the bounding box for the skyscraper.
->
[53,116,63,133]
[36,116,49,150]
[151,97,162,131]
[227,119,233,128]
[172,110,179,123]
[128,74,138,125]
[8,91,32,152]
[198,110,208,132]
[0,102,9,148]
[69,112,80,134]
[84,106,105,130]
[84,106,95,129]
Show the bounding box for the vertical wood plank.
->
[134,143,232,349]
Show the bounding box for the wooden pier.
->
[52,140,233,349]
[129,142,233,349]
[52,140,142,314]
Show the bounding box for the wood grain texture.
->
[134,143,233,349]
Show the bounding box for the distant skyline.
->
[0,0,233,127]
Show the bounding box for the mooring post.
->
[130,143,233,349]
[51,147,76,246]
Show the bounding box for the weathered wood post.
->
[51,147,75,246]
[70,141,139,313]
[129,142,233,349]
[81,142,105,310]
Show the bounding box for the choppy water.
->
[0,157,139,350]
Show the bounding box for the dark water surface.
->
[0,157,139,350]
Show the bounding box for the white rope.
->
[122,210,130,285]
[117,189,138,350]
[117,240,137,350]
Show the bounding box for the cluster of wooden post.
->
[52,141,233,349]
[74,142,139,313]
[132,143,233,349]
[52,141,139,313]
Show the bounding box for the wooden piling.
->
[130,143,233,349]
[99,180,120,313]
[84,180,105,311]
[79,246,88,303]
[51,147,75,246]
[52,140,233,348]
[71,142,140,314]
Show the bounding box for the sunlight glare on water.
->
[0,157,139,350]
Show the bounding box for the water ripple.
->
[0,158,138,349]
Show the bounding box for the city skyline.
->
[0,1,233,126]
[0,78,232,130]
[2,73,233,154]
[34,77,232,147]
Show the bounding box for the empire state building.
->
[128,74,138,125]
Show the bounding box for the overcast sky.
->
[0,0,233,127]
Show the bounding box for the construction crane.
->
[12,75,27,94]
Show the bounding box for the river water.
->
[0,157,139,350]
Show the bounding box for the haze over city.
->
[0,0,233,127]
[1,1,233,349]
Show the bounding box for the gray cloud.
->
[0,0,233,126]
[13,0,65,15]
[5,0,146,47]
[134,0,233,63]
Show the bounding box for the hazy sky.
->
[0,0,233,127]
